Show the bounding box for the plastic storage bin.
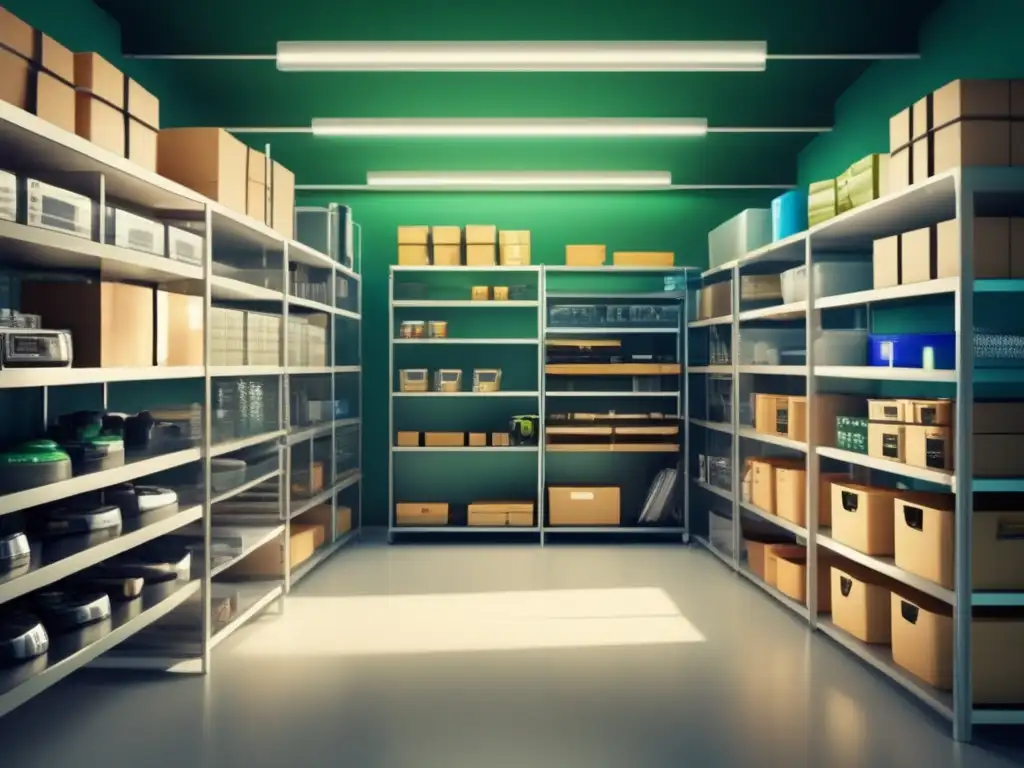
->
[738,328,805,365]
[814,330,868,365]
[780,262,874,304]
[548,305,602,327]
[868,333,956,369]
[708,209,772,269]
[771,190,808,241]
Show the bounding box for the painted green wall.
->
[301,190,777,524]
[798,0,1024,185]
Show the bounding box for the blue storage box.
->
[868,333,955,370]
[771,190,808,242]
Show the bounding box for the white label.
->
[881,340,894,366]
[569,492,594,501]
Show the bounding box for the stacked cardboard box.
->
[499,230,531,265]
[397,226,429,265]
[807,179,837,226]
[753,393,864,445]
[697,280,732,320]
[466,225,497,266]
[431,226,461,265]
[0,7,75,133]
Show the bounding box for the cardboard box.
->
[900,225,935,284]
[774,546,832,612]
[338,505,353,534]
[396,502,449,526]
[933,120,1011,176]
[432,244,461,266]
[832,565,893,644]
[0,30,76,134]
[889,107,912,152]
[745,539,788,582]
[127,118,157,172]
[270,160,295,239]
[566,245,607,266]
[396,431,420,447]
[974,509,1024,590]
[245,147,267,222]
[468,432,487,447]
[936,217,1011,279]
[867,399,905,423]
[125,78,159,129]
[697,281,732,319]
[786,395,864,445]
[750,458,777,513]
[888,146,911,195]
[911,136,932,184]
[499,230,531,246]
[830,483,900,555]
[976,433,1024,477]
[398,245,429,266]
[905,424,953,471]
[975,400,1024,433]
[613,251,674,267]
[468,502,534,527]
[764,545,782,587]
[868,422,905,463]
[73,52,124,109]
[740,274,782,301]
[431,226,461,245]
[471,286,491,300]
[231,524,323,576]
[754,394,790,438]
[873,235,900,289]
[423,432,465,447]
[398,226,429,245]
[465,225,496,244]
[548,486,620,526]
[491,432,510,447]
[904,398,952,426]
[155,291,203,367]
[20,280,154,367]
[75,92,124,157]
[912,95,932,140]
[893,494,956,588]
[158,128,248,215]
[466,244,496,266]
[774,464,805,525]
[932,79,1011,129]
[500,244,531,265]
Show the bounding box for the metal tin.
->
[400,321,425,339]
[427,320,448,338]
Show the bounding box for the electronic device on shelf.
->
[0,310,42,329]
[106,484,179,518]
[104,206,166,257]
[0,440,72,493]
[116,407,202,452]
[33,590,112,631]
[0,328,72,369]
[0,612,49,666]
[42,504,123,537]
[0,168,15,222]
[0,531,30,572]
[167,225,204,266]
[22,178,93,240]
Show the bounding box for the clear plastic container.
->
[814,329,868,365]
[781,262,874,303]
[737,328,805,364]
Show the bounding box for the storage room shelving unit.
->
[0,102,361,715]
[686,166,1024,741]
[387,264,690,544]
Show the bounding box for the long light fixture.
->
[278,41,767,72]
[365,171,672,191]
[312,118,708,138]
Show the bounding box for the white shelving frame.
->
[686,167,1024,741]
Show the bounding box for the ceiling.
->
[96,0,943,187]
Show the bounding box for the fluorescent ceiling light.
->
[278,41,767,72]
[312,118,707,137]
[365,171,672,191]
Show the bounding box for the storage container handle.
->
[841,491,859,513]
[903,506,924,531]
[997,521,1024,540]
[919,406,938,425]
[900,601,920,624]
[840,576,853,597]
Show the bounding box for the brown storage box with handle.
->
[772,545,833,612]
[831,564,893,644]
[830,483,901,556]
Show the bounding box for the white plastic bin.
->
[737,327,805,365]
[708,209,772,268]
[814,329,868,365]
[780,261,873,304]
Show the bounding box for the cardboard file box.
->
[398,245,429,266]
[396,431,420,447]
[774,546,832,612]
[612,251,674,267]
[830,483,901,556]
[468,502,534,527]
[548,486,620,526]
[904,398,952,426]
[465,225,497,244]
[466,244,496,266]
[776,469,847,528]
[155,291,203,367]
[697,281,732,319]
[832,565,893,644]
[396,503,449,526]
[566,245,607,266]
[158,127,248,216]
[431,226,461,245]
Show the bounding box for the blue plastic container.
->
[771,190,809,241]
[868,333,956,370]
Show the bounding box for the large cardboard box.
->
[911,136,932,185]
[754,394,790,438]
[398,245,429,266]
[396,502,449,526]
[566,245,607,266]
[0,10,76,133]
[974,509,1024,590]
[889,107,912,153]
[126,118,157,172]
[126,78,159,131]
[900,225,935,284]
[933,120,1011,176]
[932,79,1011,129]
[893,494,956,588]
[500,244,531,266]
[775,468,847,528]
[745,539,788,582]
[246,147,268,223]
[697,281,731,319]
[73,52,124,109]
[832,565,893,644]
[888,147,911,196]
[613,251,674,267]
[774,546,832,612]
[466,244,496,266]
[830,482,901,555]
[548,486,620,526]
[75,92,124,157]
[468,502,534,527]
[873,235,900,288]
[20,280,154,367]
[155,291,203,367]
[936,217,1012,279]
[270,160,295,239]
[398,226,429,245]
[158,128,248,215]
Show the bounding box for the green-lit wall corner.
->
[301,190,776,524]
[798,0,1024,185]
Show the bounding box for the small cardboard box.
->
[933,120,1011,176]
[466,244,496,266]
[889,107,912,152]
[832,565,893,644]
[75,92,124,157]
[867,399,904,423]
[893,494,956,588]
[398,245,429,266]
[613,251,674,267]
[232,523,323,576]
[697,282,732,319]
[888,147,911,196]
[911,136,932,184]
[465,225,497,244]
[0,16,76,133]
[432,244,461,266]
[396,502,449,526]
[754,394,790,438]
[471,285,491,300]
[566,245,607,266]
[745,539,787,582]
[868,422,905,463]
[396,431,420,447]
[786,394,863,445]
[398,226,429,245]
[774,464,805,524]
[158,127,248,216]
[904,398,953,426]
[155,291,203,367]
[548,486,620,526]
[831,482,901,555]
[500,244,531,265]
[424,432,465,447]
[936,217,1011,279]
[750,459,777,514]
[905,424,953,471]
[468,432,487,447]
[432,226,461,245]
[468,502,534,527]
[399,369,429,392]
[493,286,509,301]
[774,546,832,612]
[873,235,900,289]
[900,225,935,284]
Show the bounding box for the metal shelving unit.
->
[686,166,1024,741]
[0,103,361,716]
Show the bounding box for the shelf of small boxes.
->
[397,226,531,267]
[396,368,506,395]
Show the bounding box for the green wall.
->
[301,190,777,525]
[798,0,1024,184]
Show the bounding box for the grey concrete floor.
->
[1,537,1022,768]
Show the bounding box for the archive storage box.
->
[467,502,534,527]
[398,225,430,265]
[832,565,893,644]
[466,224,496,266]
[774,546,832,612]
[830,483,901,556]
[566,245,607,266]
[548,486,620,526]
[396,502,449,526]
[158,127,248,216]
[0,7,75,134]
[499,230,531,265]
[708,209,771,268]
[74,53,125,157]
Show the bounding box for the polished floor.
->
[1,536,1022,768]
